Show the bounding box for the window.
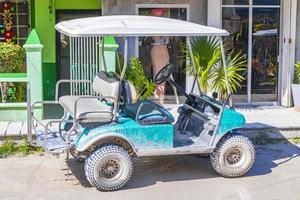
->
[0,0,31,45]
[223,0,280,5]
[222,0,281,103]
[223,0,249,5]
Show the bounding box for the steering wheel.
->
[154,64,174,85]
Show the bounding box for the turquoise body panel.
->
[74,102,245,152]
[218,108,246,134]
[75,117,174,151]
[213,107,246,145]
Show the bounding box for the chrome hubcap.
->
[100,159,120,179]
[225,148,243,165]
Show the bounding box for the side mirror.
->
[212,92,218,100]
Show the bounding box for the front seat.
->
[121,81,174,125]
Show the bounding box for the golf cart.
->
[27,15,255,191]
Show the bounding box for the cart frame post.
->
[218,37,232,106]
[187,36,202,95]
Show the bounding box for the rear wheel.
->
[210,135,255,178]
[84,144,133,191]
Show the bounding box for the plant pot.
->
[291,84,300,106]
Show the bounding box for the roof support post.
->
[101,37,107,72]
[218,36,232,106]
[187,36,202,95]
[120,37,128,80]
[114,37,128,120]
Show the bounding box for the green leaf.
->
[181,36,247,99]
[0,42,25,73]
[116,55,154,100]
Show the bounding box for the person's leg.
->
[154,83,166,104]
[151,45,169,104]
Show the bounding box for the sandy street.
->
[0,142,299,200]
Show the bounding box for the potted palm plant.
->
[117,55,155,100]
[291,62,300,106]
[182,37,247,100]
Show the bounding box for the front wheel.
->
[70,147,85,162]
[210,135,255,178]
[84,144,133,191]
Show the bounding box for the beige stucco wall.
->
[102,0,207,58]
[102,0,207,24]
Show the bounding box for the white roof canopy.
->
[55,15,229,37]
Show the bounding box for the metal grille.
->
[69,36,105,96]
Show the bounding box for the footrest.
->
[35,131,69,153]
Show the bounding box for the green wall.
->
[55,0,102,10]
[30,0,102,100]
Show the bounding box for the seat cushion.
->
[93,72,120,100]
[59,96,113,122]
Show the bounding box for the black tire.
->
[210,135,255,178]
[84,144,133,191]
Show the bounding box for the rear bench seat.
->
[59,71,120,123]
[59,96,113,122]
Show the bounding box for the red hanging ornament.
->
[2,1,12,11]
[1,1,14,43]
[3,29,14,42]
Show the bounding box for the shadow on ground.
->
[241,122,300,176]
[66,141,300,190]
[248,142,300,177]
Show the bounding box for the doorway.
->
[44,10,101,119]
[222,0,281,104]
[136,4,190,104]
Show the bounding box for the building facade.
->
[2,0,299,107]
[102,0,299,107]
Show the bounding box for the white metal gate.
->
[69,36,106,96]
